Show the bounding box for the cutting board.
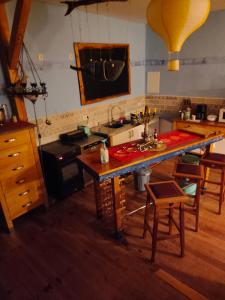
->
[180,125,219,138]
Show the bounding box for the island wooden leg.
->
[93,177,126,237]
[203,144,214,189]
[94,180,103,219]
[112,176,126,237]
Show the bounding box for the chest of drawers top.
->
[0,122,35,149]
[0,121,35,134]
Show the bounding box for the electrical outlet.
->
[38,53,44,61]
[82,115,89,121]
[69,53,74,61]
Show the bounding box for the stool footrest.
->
[203,190,220,196]
[184,208,197,215]
[157,234,180,241]
[171,216,180,232]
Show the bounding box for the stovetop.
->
[41,140,81,157]
[41,135,105,157]
[72,135,105,148]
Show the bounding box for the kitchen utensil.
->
[0,104,10,121]
[43,97,51,125]
[196,104,207,120]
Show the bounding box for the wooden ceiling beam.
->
[9,0,32,69]
[0,2,28,121]
[0,3,10,51]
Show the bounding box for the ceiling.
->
[38,0,225,22]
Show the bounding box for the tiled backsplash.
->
[146,95,225,115]
[37,96,146,144]
[35,94,225,145]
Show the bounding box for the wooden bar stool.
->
[200,153,225,215]
[173,163,204,232]
[143,180,189,263]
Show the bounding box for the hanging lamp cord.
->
[23,43,41,84]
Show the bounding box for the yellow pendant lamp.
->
[147,0,210,71]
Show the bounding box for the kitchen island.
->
[77,129,224,237]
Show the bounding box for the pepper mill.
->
[0,107,6,125]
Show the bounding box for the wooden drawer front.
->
[5,182,42,219]
[0,143,32,169]
[0,148,35,180]
[1,170,39,197]
[0,130,30,151]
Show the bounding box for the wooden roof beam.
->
[0,2,28,121]
[9,0,32,69]
[0,3,10,51]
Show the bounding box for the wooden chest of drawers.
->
[0,122,48,231]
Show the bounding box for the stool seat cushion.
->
[202,153,225,165]
[176,163,202,177]
[151,182,184,199]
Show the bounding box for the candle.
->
[154,107,157,113]
[148,107,151,114]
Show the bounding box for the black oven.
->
[40,135,105,200]
[41,141,83,200]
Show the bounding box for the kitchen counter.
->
[173,119,225,154]
[173,119,225,129]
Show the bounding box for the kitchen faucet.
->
[110,105,122,123]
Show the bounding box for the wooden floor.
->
[0,159,225,300]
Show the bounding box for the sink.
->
[104,119,131,129]
[104,122,124,129]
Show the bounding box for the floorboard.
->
[0,159,224,300]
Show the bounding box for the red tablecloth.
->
[109,130,200,163]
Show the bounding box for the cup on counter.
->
[191,114,196,121]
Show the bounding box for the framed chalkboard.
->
[74,43,131,105]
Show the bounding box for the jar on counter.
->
[184,107,191,120]
[182,98,192,120]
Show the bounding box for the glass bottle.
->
[153,128,158,141]
[100,140,109,164]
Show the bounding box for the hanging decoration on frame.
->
[74,43,131,105]
[5,43,51,127]
[61,0,128,16]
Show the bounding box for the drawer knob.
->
[22,201,32,208]
[19,190,30,197]
[8,152,21,158]
[16,178,25,184]
[4,138,16,143]
[12,165,24,171]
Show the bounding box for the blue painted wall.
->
[146,10,225,98]
[2,3,225,120]
[0,63,11,116]
[4,1,146,120]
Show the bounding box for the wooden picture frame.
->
[74,43,131,106]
